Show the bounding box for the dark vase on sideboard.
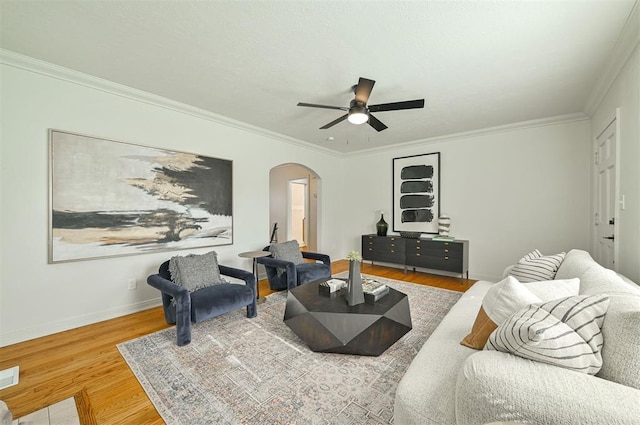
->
[376,213,388,236]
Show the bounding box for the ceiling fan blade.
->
[368,99,425,113]
[320,114,348,129]
[368,114,388,132]
[297,102,348,111]
[354,77,375,104]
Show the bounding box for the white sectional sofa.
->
[394,249,640,425]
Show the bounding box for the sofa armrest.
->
[302,251,331,265]
[394,280,493,425]
[219,265,257,297]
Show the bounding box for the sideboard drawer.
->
[362,235,406,264]
[407,254,463,273]
[405,238,469,278]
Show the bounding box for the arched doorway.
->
[269,163,321,251]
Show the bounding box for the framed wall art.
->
[392,152,440,234]
[49,129,233,263]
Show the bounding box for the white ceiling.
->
[0,0,636,153]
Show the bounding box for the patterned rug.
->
[117,275,462,424]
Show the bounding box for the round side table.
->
[238,250,272,303]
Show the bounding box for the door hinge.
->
[594,152,599,165]
[594,212,599,225]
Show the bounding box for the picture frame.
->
[49,129,233,263]
[392,152,440,234]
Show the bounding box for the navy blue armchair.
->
[257,246,331,290]
[147,260,256,346]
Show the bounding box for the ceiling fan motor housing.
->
[348,100,369,124]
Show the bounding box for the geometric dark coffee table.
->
[283,279,412,356]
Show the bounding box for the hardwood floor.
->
[0,260,474,424]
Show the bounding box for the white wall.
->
[0,61,345,346]
[591,44,640,283]
[343,119,592,281]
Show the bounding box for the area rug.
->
[117,275,462,424]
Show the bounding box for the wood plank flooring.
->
[0,260,475,424]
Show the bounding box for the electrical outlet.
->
[127,278,137,290]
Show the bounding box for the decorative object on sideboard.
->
[438,213,451,236]
[376,211,389,236]
[399,231,422,239]
[345,251,365,306]
[393,152,441,235]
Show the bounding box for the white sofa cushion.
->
[481,276,541,324]
[597,295,640,389]
[555,249,595,280]
[579,264,640,296]
[577,265,640,389]
[486,294,609,375]
[455,350,640,425]
[521,278,580,301]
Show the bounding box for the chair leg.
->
[175,294,192,346]
[247,299,257,318]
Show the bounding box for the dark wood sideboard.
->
[361,234,469,279]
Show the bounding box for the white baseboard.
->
[0,298,163,347]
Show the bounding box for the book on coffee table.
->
[362,279,389,302]
[364,287,389,302]
[319,278,346,295]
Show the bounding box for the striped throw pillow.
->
[485,294,610,375]
[509,250,566,282]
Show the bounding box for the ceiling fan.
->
[297,77,425,132]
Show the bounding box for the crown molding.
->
[0,49,596,160]
[344,112,590,157]
[584,1,640,116]
[0,49,342,158]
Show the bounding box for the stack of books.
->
[319,278,347,295]
[362,279,389,302]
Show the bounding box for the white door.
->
[595,117,617,269]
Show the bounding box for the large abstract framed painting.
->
[49,130,233,263]
[392,152,440,234]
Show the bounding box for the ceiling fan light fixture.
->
[348,106,369,125]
